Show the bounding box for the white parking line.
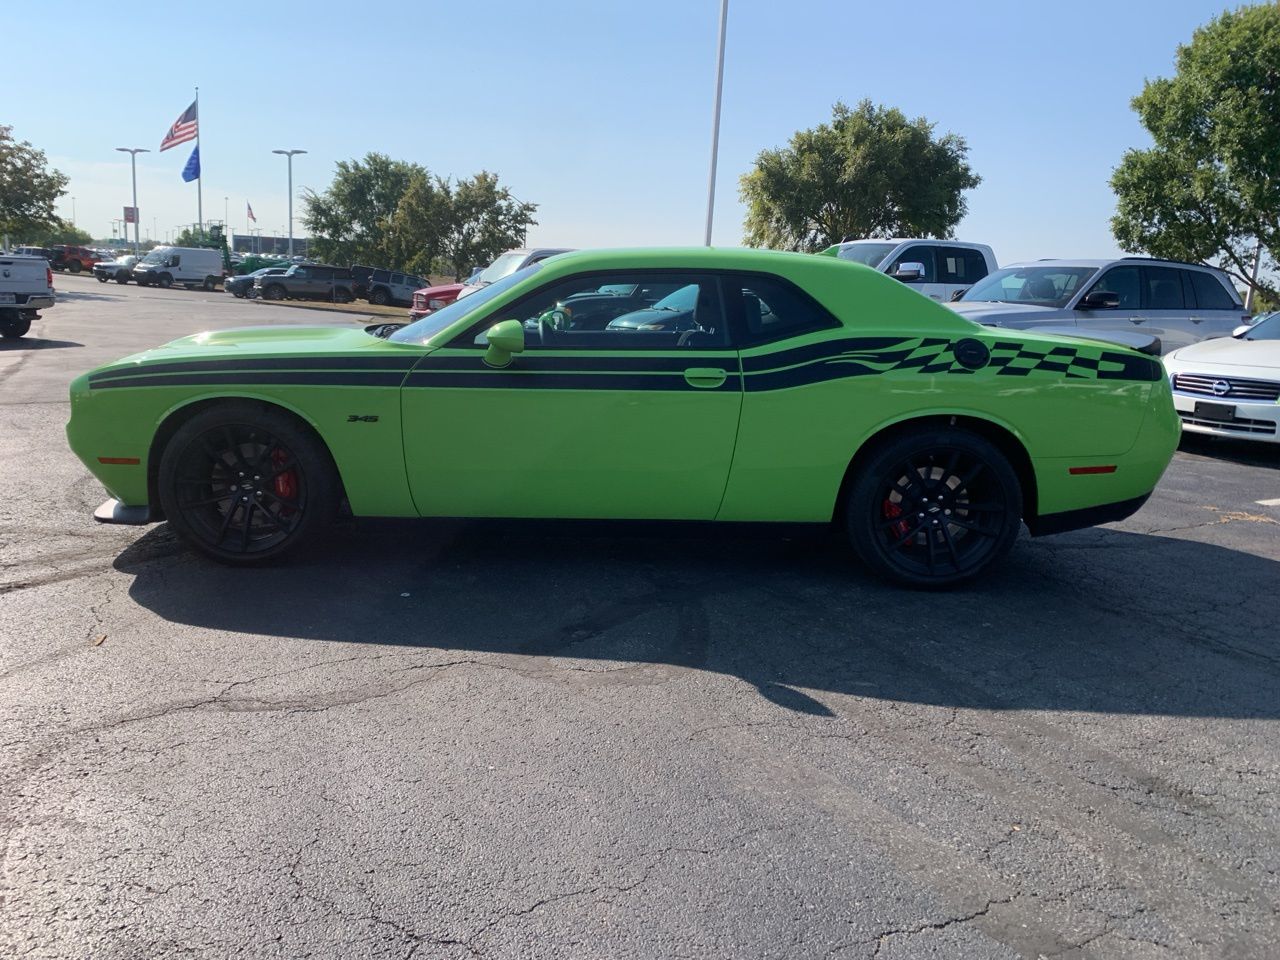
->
[1256,498,1280,507]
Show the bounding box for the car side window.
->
[464,272,729,350]
[938,248,989,284]
[170,255,181,267]
[726,273,842,345]
[889,246,937,283]
[1087,266,1140,309]
[1188,270,1237,310]
[1142,266,1185,310]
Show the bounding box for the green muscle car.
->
[66,248,1180,587]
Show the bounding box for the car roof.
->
[1001,258,1228,272]
[837,238,988,247]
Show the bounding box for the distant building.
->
[231,234,310,256]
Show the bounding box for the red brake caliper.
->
[882,498,909,542]
[271,448,297,512]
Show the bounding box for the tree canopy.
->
[303,155,536,277]
[1111,4,1280,302]
[0,125,69,242]
[739,100,980,252]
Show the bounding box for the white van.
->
[132,246,225,291]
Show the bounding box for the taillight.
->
[46,267,53,287]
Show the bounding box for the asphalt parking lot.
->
[2,272,1278,959]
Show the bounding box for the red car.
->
[407,282,464,321]
[49,245,101,274]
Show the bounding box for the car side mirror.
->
[1232,324,1252,338]
[891,262,926,282]
[484,319,526,368]
[1079,291,1120,309]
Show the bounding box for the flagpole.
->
[195,86,203,237]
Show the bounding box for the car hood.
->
[948,301,1061,322]
[90,325,428,374]
[415,282,464,298]
[1167,336,1280,373]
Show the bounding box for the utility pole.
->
[272,149,306,257]
[115,147,150,254]
[1244,238,1264,312]
[703,0,729,247]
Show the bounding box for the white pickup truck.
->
[821,238,999,303]
[0,253,55,338]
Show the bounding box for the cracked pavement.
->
[1,275,1278,958]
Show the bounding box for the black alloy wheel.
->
[97,274,108,283]
[158,404,337,563]
[846,428,1022,589]
[263,284,285,301]
[0,315,32,338]
[158,273,173,289]
[116,274,129,284]
[203,276,217,292]
[369,287,389,305]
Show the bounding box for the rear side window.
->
[937,248,990,284]
[1142,266,1185,309]
[727,273,841,344]
[1188,270,1237,310]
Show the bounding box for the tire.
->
[263,284,285,301]
[158,273,173,289]
[97,274,108,283]
[158,402,338,564]
[334,287,353,304]
[203,276,217,292]
[233,288,246,299]
[116,274,129,284]
[844,427,1023,589]
[369,287,389,305]
[0,313,32,338]
[68,260,82,274]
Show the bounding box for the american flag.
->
[160,100,198,152]
[246,202,256,223]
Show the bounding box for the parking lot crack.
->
[863,891,1021,957]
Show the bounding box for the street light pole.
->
[272,149,306,257]
[115,147,150,255]
[703,0,730,247]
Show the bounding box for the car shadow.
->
[114,519,1280,720]
[52,287,122,302]
[1178,433,1280,470]
[0,336,83,351]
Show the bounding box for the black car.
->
[226,267,288,298]
[553,280,688,330]
[255,264,355,302]
[605,283,706,333]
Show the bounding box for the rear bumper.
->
[1027,493,1151,536]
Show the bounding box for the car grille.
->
[1172,372,1280,402]
[1178,411,1277,436]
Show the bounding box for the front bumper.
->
[1172,391,1280,443]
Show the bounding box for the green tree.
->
[302,153,423,267]
[31,222,93,246]
[435,172,538,280]
[173,227,204,247]
[1111,4,1280,304]
[0,125,69,242]
[739,100,980,252]
[385,171,451,277]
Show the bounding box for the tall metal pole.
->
[116,147,149,255]
[195,86,203,237]
[703,0,730,247]
[273,149,306,257]
[1244,237,1264,312]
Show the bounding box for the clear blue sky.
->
[8,0,1234,262]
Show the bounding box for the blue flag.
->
[182,145,200,183]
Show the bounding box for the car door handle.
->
[1129,317,1145,325]
[1190,316,1204,324]
[684,367,728,389]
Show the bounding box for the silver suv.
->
[949,258,1249,354]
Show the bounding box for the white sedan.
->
[1165,312,1280,443]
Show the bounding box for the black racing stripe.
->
[741,337,914,372]
[87,355,418,382]
[413,354,736,374]
[1097,352,1162,382]
[407,370,740,392]
[745,363,880,392]
[89,371,408,390]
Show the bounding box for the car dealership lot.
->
[2,274,1278,959]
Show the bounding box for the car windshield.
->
[961,266,1099,308]
[593,283,639,296]
[141,250,168,264]
[837,242,897,267]
[389,264,543,344]
[648,284,699,312]
[1243,312,1280,340]
[474,252,528,286]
